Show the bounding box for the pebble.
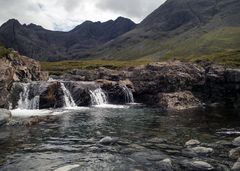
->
[185,139,201,147]
[191,146,214,155]
[54,164,80,171]
[99,136,118,145]
[181,160,214,171]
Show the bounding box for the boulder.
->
[39,82,64,109]
[158,91,202,110]
[156,158,173,171]
[0,109,11,126]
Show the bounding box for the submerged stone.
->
[99,136,118,145]
[191,146,214,155]
[232,158,240,171]
[233,137,240,147]
[156,158,173,171]
[185,139,201,147]
[229,147,240,160]
[181,160,214,171]
[54,164,80,171]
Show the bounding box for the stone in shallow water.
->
[181,160,214,171]
[229,147,240,160]
[99,136,118,145]
[185,139,201,147]
[232,158,240,171]
[191,146,213,155]
[54,164,80,171]
[156,158,173,171]
[148,137,167,144]
[233,137,240,147]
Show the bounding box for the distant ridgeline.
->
[0,0,240,65]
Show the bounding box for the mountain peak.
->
[1,19,21,27]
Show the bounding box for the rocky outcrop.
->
[0,48,48,108]
[157,91,202,110]
[57,61,240,110]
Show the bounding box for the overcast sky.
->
[0,0,166,31]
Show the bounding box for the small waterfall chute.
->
[60,82,77,108]
[89,88,108,105]
[17,83,40,110]
[120,84,134,103]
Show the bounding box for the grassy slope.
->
[98,27,240,62]
[41,59,151,75]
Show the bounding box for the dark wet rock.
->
[155,144,182,151]
[232,158,240,171]
[0,109,11,126]
[64,81,94,106]
[156,158,174,171]
[99,136,118,145]
[233,137,240,147]
[39,82,64,109]
[181,160,214,171]
[229,147,240,160]
[185,139,201,147]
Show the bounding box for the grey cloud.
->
[59,0,82,12]
[0,0,166,31]
[96,0,166,20]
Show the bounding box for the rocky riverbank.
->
[0,49,48,108]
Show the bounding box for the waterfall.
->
[89,88,108,105]
[17,83,40,110]
[60,82,77,108]
[120,85,134,103]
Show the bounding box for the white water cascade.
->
[120,85,135,103]
[60,82,77,108]
[17,83,40,110]
[89,88,108,105]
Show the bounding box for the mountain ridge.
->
[0,0,240,62]
[0,17,136,61]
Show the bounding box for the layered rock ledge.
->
[55,61,240,110]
